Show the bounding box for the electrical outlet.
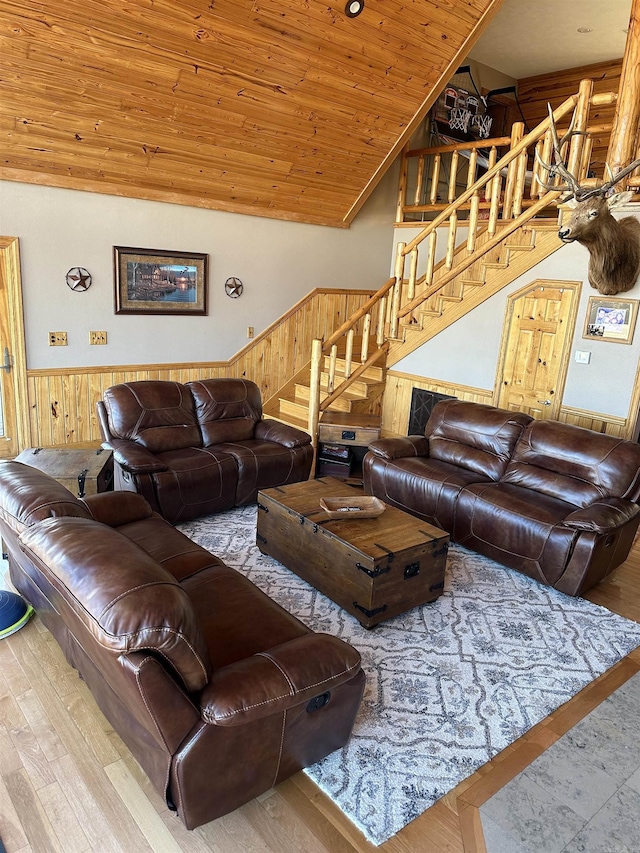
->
[90,331,107,345]
[49,332,68,346]
[247,326,254,339]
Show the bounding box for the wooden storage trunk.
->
[14,447,114,497]
[257,478,449,628]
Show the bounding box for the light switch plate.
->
[575,350,591,364]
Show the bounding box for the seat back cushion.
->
[425,400,532,481]
[102,381,201,453]
[502,419,640,507]
[188,378,262,446]
[0,461,91,535]
[19,517,211,692]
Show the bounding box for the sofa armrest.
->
[367,435,429,461]
[199,633,361,726]
[255,419,311,448]
[562,497,640,534]
[81,491,154,527]
[104,439,168,474]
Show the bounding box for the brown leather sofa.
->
[97,378,313,523]
[0,461,365,830]
[363,399,640,596]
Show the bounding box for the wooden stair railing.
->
[306,79,618,445]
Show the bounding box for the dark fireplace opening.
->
[408,388,457,435]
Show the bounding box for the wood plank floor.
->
[1,537,639,853]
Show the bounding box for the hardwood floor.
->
[1,540,639,853]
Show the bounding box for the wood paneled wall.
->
[381,371,494,435]
[0,0,502,227]
[381,370,632,438]
[518,59,623,173]
[25,288,374,447]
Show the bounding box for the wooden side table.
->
[317,413,382,483]
[14,446,114,497]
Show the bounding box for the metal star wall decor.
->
[66,267,92,291]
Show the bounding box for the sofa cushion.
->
[188,378,261,446]
[19,516,211,692]
[151,447,239,523]
[0,461,91,535]
[426,400,532,481]
[453,481,578,586]
[363,454,490,532]
[180,563,310,669]
[103,381,202,453]
[502,419,640,507]
[212,439,311,506]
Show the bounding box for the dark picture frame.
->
[582,296,638,345]
[114,246,208,315]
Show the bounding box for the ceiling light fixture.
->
[345,0,364,18]
[577,27,593,33]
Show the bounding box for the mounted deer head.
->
[536,105,640,296]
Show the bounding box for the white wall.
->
[394,211,640,420]
[0,166,398,369]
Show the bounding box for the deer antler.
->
[534,104,585,199]
[536,103,640,202]
[599,158,640,195]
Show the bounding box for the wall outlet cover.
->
[49,332,68,346]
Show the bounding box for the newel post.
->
[308,338,322,452]
[390,241,405,339]
[607,0,640,183]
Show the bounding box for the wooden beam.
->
[607,0,640,177]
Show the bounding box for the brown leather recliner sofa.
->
[0,461,365,830]
[363,399,640,596]
[97,378,313,523]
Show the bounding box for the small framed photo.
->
[583,296,638,344]
[114,247,208,315]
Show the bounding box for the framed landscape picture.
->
[583,296,638,344]
[114,247,208,315]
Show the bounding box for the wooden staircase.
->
[387,218,562,365]
[265,219,561,429]
[266,82,614,441]
[265,339,385,428]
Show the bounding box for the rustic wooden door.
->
[0,237,29,458]
[495,280,581,419]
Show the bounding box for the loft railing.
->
[306,79,619,444]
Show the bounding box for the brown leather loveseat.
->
[363,399,640,596]
[97,377,313,522]
[0,461,365,830]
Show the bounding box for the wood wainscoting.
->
[381,370,633,438]
[381,371,494,436]
[24,288,375,448]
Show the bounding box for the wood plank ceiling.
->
[0,0,502,227]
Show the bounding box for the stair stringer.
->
[387,224,563,367]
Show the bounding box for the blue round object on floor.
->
[0,590,34,639]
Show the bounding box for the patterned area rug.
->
[178,506,640,846]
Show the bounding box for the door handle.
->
[0,347,11,373]
[537,399,551,406]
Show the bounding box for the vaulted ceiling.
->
[0,0,503,227]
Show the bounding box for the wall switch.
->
[90,331,107,345]
[575,350,591,364]
[247,326,254,339]
[49,331,68,346]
